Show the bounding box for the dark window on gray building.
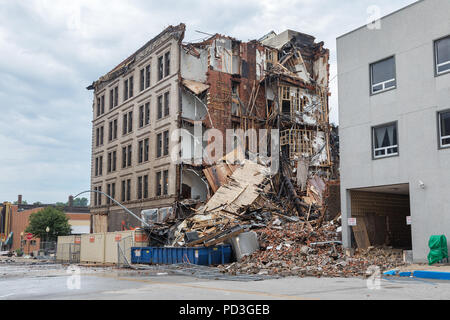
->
[157,95,163,119]
[435,36,450,75]
[439,110,450,148]
[164,91,170,117]
[158,56,164,81]
[370,57,396,94]
[164,52,170,77]
[372,122,398,159]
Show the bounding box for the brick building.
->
[88,24,332,232]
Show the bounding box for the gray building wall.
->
[337,0,450,262]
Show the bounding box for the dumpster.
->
[131,245,232,266]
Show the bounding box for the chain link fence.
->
[55,243,81,264]
[117,235,133,268]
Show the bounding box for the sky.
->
[0,0,417,204]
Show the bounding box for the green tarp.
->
[428,235,448,265]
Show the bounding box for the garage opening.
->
[350,184,411,250]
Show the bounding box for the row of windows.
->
[93,130,170,177]
[93,170,169,206]
[95,91,171,148]
[372,110,450,160]
[370,35,450,95]
[95,50,171,118]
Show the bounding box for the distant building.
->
[1,195,90,254]
[337,0,450,262]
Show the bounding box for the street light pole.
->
[73,190,150,228]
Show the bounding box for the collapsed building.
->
[88,23,337,234]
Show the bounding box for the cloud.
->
[0,0,416,203]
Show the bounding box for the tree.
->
[25,207,72,242]
[13,200,28,205]
[73,198,89,207]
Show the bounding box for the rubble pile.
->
[218,218,405,278]
[142,155,403,278]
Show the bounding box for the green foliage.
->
[15,248,23,257]
[73,198,89,207]
[25,207,72,241]
[13,200,28,205]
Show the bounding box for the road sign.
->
[26,233,33,240]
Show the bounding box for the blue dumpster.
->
[131,245,232,266]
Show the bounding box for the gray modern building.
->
[337,0,450,262]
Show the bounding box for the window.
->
[144,175,148,199]
[96,126,104,147]
[163,170,168,195]
[140,69,145,92]
[156,171,162,196]
[439,110,450,148]
[157,133,162,158]
[127,179,131,201]
[138,138,149,163]
[95,156,103,176]
[140,65,151,91]
[122,145,132,168]
[106,183,116,204]
[145,102,150,126]
[109,89,114,110]
[155,170,168,196]
[121,180,126,202]
[139,102,151,128]
[370,57,396,94]
[372,123,398,159]
[121,179,131,202]
[123,111,133,135]
[124,76,134,101]
[107,151,117,173]
[145,65,151,88]
[110,119,117,140]
[163,131,169,156]
[100,95,105,115]
[98,186,102,206]
[137,176,143,200]
[138,140,144,163]
[111,183,116,201]
[164,91,170,117]
[107,184,111,204]
[435,36,450,75]
[158,56,164,81]
[137,175,149,200]
[139,105,144,128]
[164,52,171,77]
[157,95,163,119]
[97,98,101,117]
[114,86,119,107]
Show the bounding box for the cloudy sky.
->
[0,0,416,204]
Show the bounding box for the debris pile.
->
[218,219,405,278]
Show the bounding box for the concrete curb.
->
[384,269,450,280]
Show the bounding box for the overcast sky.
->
[0,0,416,204]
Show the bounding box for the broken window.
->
[281,86,291,114]
[231,82,240,116]
[439,110,450,148]
[435,36,450,75]
[373,123,398,159]
[370,57,396,94]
